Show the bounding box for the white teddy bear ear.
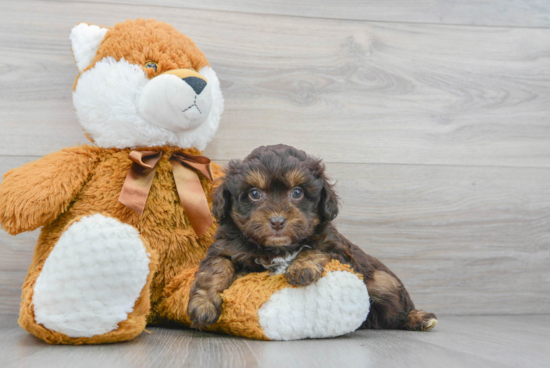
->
[70,23,109,72]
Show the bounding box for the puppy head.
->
[214,144,338,248]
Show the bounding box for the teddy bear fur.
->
[0,19,370,344]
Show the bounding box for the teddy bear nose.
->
[270,217,286,231]
[182,77,207,95]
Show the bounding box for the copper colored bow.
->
[118,150,214,238]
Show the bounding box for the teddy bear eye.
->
[144,61,158,72]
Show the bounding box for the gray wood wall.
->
[1,0,549,315]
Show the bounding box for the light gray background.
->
[0,1,549,366]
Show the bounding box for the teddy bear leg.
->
[19,214,157,344]
[161,260,370,340]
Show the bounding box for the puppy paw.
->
[285,262,323,286]
[402,310,438,331]
[187,294,222,328]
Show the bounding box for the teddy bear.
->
[0,19,370,344]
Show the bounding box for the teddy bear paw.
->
[258,270,370,340]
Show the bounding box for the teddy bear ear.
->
[70,23,109,72]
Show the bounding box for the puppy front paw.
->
[187,294,222,328]
[285,262,323,286]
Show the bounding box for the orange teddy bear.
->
[0,19,370,344]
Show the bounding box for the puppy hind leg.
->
[402,309,438,331]
[362,270,437,331]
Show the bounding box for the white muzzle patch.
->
[73,57,224,150]
[138,74,214,132]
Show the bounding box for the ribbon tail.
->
[170,158,213,238]
[119,151,163,215]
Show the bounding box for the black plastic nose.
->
[182,76,207,95]
[270,217,286,231]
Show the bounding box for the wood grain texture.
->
[42,0,550,28]
[1,1,550,167]
[330,162,550,315]
[2,157,549,315]
[1,0,549,318]
[1,314,550,368]
[0,157,39,314]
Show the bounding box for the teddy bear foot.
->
[28,214,152,341]
[257,269,370,340]
[161,261,369,341]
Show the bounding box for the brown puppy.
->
[188,144,437,331]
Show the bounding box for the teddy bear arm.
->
[0,147,99,235]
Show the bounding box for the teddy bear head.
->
[70,19,224,150]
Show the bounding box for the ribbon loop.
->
[118,150,214,238]
[128,150,163,169]
[118,151,163,216]
[171,152,214,181]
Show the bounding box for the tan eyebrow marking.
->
[284,169,308,188]
[245,170,268,189]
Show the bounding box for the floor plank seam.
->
[3,155,550,172]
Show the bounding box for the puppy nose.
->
[182,76,207,95]
[270,217,286,230]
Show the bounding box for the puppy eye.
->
[290,187,304,200]
[144,61,158,72]
[248,188,262,201]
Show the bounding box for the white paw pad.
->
[32,214,150,338]
[258,271,370,340]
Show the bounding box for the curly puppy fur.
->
[188,144,437,331]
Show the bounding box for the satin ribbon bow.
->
[118,150,214,238]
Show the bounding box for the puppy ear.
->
[212,179,232,223]
[319,178,339,222]
[213,159,243,223]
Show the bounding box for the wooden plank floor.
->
[1,314,549,368]
[47,0,550,27]
[2,1,550,167]
[1,0,550,325]
[1,2,550,365]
